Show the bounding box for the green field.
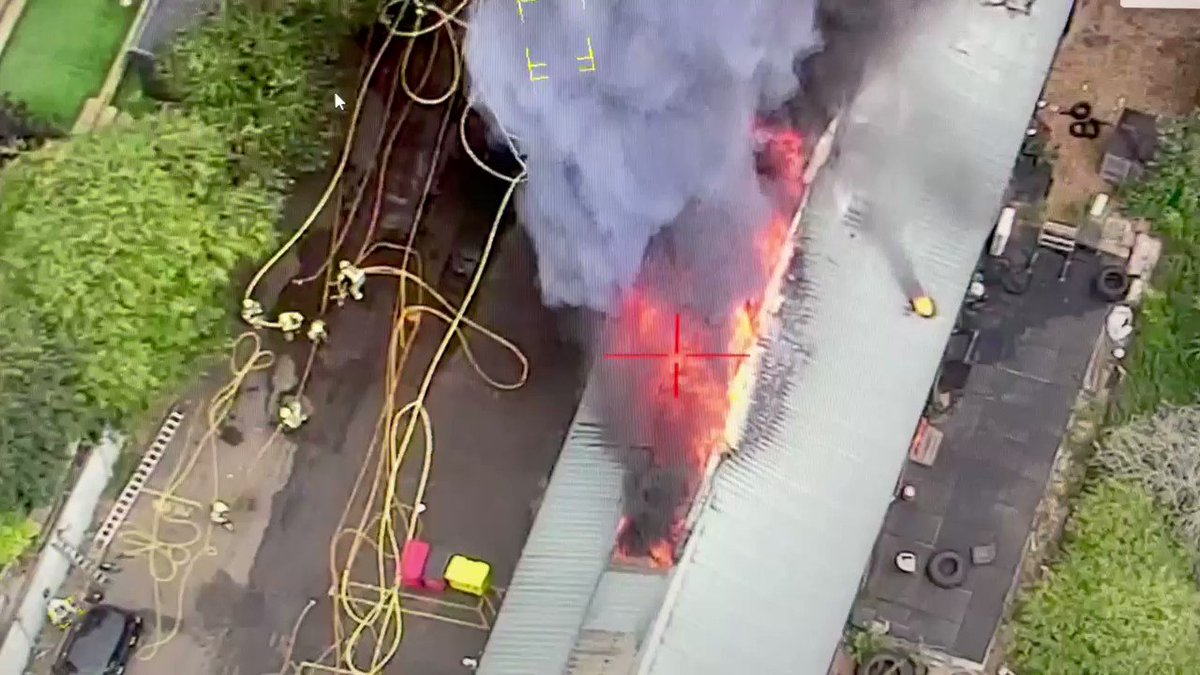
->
[0,0,136,125]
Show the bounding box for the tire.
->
[1095,265,1130,302]
[859,652,917,675]
[927,550,966,589]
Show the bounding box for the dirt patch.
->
[1039,0,1200,220]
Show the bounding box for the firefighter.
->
[46,597,82,630]
[306,319,328,344]
[278,311,305,341]
[336,261,366,305]
[278,396,309,431]
[910,295,936,319]
[209,500,234,531]
[241,298,269,329]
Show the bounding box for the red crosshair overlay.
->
[604,313,751,398]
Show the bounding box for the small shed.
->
[1099,108,1158,185]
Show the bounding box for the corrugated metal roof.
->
[567,631,641,675]
[582,570,670,635]
[478,381,625,675]
[635,2,1076,675]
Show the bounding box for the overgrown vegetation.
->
[163,0,347,183]
[1013,115,1200,672]
[1093,405,1200,557]
[0,113,279,423]
[1012,479,1200,675]
[0,310,97,514]
[0,513,39,568]
[0,94,62,163]
[0,1,370,549]
[1120,113,1200,416]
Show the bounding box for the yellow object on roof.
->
[445,555,492,596]
[911,295,936,318]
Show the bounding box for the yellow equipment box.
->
[444,555,492,596]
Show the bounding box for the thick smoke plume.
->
[464,0,823,311]
[465,0,923,558]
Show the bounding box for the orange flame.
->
[612,124,805,566]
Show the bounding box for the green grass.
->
[1012,479,1200,675]
[1117,114,1200,418]
[0,0,137,125]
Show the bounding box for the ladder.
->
[91,408,184,554]
[50,537,110,586]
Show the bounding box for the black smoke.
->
[465,0,930,558]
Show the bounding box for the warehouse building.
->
[478,0,1078,673]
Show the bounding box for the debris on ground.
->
[1039,0,1200,220]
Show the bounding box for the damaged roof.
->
[479,0,1078,672]
[635,1,1078,674]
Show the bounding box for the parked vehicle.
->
[52,604,142,675]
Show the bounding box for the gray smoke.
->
[464,0,823,312]
[464,0,931,557]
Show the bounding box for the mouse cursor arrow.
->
[334,93,346,110]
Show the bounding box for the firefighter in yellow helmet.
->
[278,396,309,431]
[46,597,83,630]
[209,500,234,531]
[336,261,366,305]
[306,319,328,344]
[277,311,305,340]
[910,295,936,319]
[241,299,269,329]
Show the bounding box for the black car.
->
[52,604,143,675]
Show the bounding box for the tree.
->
[1012,479,1200,675]
[0,112,280,424]
[0,307,97,514]
[162,0,349,185]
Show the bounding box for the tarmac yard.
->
[25,20,589,673]
[43,227,589,675]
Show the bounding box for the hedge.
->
[0,308,97,514]
[162,0,348,185]
[0,112,280,425]
[1012,479,1200,674]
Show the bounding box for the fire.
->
[610,122,807,567]
[614,516,680,569]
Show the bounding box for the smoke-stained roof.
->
[634,1,1077,674]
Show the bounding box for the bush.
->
[0,308,98,513]
[1120,113,1200,416]
[1012,479,1200,675]
[0,93,61,162]
[0,512,39,567]
[1093,405,1200,558]
[163,0,347,184]
[0,112,280,424]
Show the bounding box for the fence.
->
[0,433,124,675]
